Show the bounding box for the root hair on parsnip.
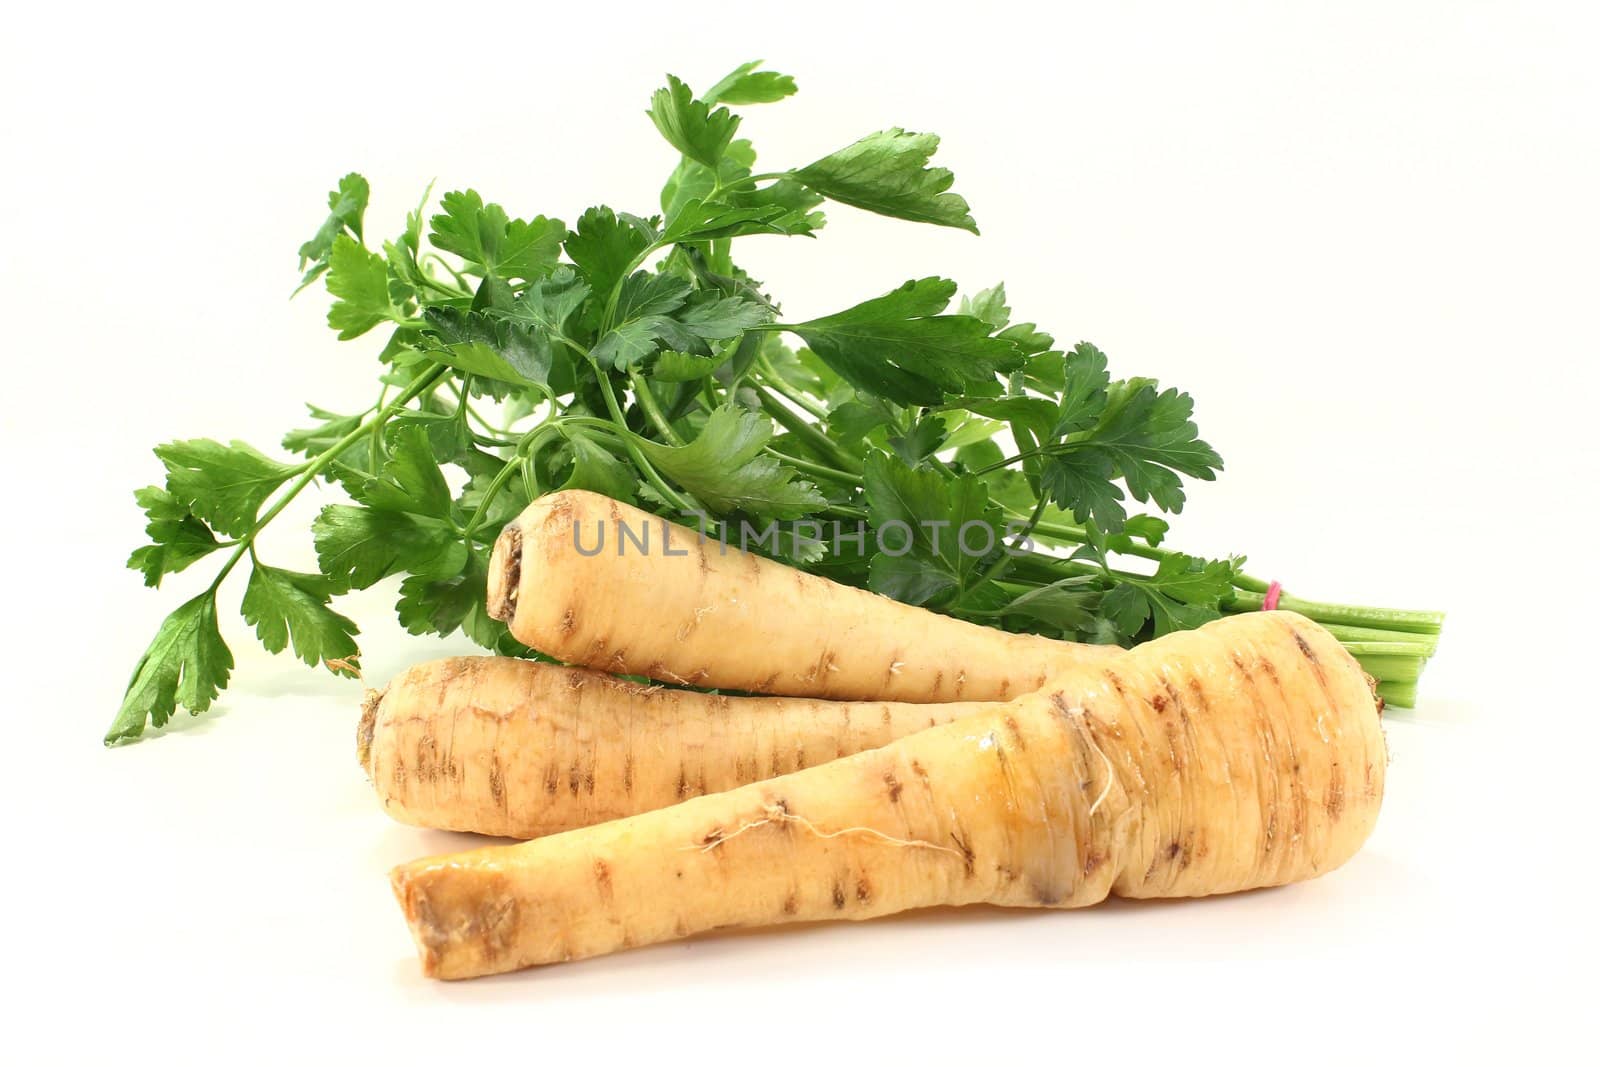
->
[687,803,964,860]
[1057,702,1116,817]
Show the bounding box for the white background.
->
[4,1,1595,1061]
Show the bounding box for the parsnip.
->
[391,610,1385,978]
[486,490,1115,702]
[360,657,998,839]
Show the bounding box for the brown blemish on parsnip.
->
[884,771,903,803]
[488,759,505,807]
[949,830,976,877]
[1004,715,1027,750]
[1326,763,1346,821]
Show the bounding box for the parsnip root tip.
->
[486,521,522,623]
[389,868,440,979]
[357,687,386,776]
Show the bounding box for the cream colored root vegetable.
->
[391,610,1386,978]
[486,490,1115,702]
[360,656,999,839]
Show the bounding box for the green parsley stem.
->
[1313,622,1439,652]
[970,439,1099,476]
[681,385,855,485]
[1028,518,1164,562]
[971,496,1051,587]
[420,254,473,292]
[754,385,862,475]
[715,171,789,194]
[777,453,860,486]
[1225,589,1444,634]
[756,355,829,420]
[600,242,667,333]
[460,451,532,541]
[710,238,734,275]
[207,364,451,592]
[595,373,693,511]
[627,371,686,445]
[416,273,470,300]
[1021,515,1442,635]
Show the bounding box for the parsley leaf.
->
[863,453,1004,607]
[1037,375,1221,529]
[704,60,798,105]
[325,234,396,339]
[998,577,1102,634]
[661,139,755,219]
[613,271,692,321]
[155,439,297,538]
[395,554,506,648]
[794,129,978,233]
[636,404,826,518]
[126,486,223,587]
[886,414,950,464]
[422,306,563,388]
[590,272,697,369]
[953,395,1060,447]
[1098,553,1235,638]
[240,564,361,674]
[592,318,675,370]
[653,349,724,381]
[296,172,369,291]
[674,291,772,339]
[648,75,740,169]
[382,181,436,292]
[556,431,637,502]
[282,405,366,463]
[313,424,465,589]
[660,199,815,243]
[1118,515,1170,547]
[312,505,466,590]
[564,207,655,326]
[503,266,590,334]
[1053,341,1112,434]
[785,278,1023,405]
[388,410,472,466]
[429,190,565,281]
[106,593,233,744]
[337,423,455,518]
[959,283,1011,330]
[1092,382,1222,510]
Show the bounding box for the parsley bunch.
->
[111,62,1441,743]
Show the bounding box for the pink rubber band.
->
[1263,580,1283,611]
